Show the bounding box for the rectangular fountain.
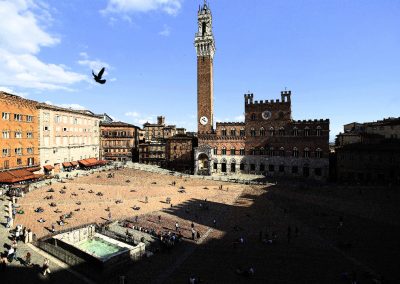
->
[53,225,145,263]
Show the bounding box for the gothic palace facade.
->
[193,3,330,180]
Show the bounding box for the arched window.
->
[293,147,299,157]
[316,126,322,136]
[279,147,285,157]
[251,113,256,120]
[250,128,256,137]
[213,147,217,155]
[240,128,245,137]
[260,147,265,155]
[230,147,236,155]
[279,127,285,136]
[222,147,227,155]
[230,128,236,136]
[316,148,322,158]
[250,148,256,155]
[304,147,310,158]
[239,148,245,155]
[269,127,275,136]
[268,147,274,156]
[259,127,265,136]
[221,128,227,136]
[304,127,310,137]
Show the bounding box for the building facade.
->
[193,4,330,180]
[336,117,400,146]
[142,116,181,142]
[138,141,166,166]
[335,117,400,184]
[100,121,140,162]
[336,140,400,184]
[38,103,101,173]
[166,135,198,173]
[0,92,40,172]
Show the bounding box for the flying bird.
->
[92,67,106,84]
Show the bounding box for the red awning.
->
[43,165,54,171]
[27,166,41,172]
[70,161,79,166]
[78,158,105,167]
[78,159,90,167]
[62,162,72,168]
[0,169,38,184]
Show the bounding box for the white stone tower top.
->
[194,1,216,58]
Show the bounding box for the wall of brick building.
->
[196,92,330,180]
[0,93,39,171]
[197,56,214,134]
[165,137,196,172]
[336,142,400,184]
[100,123,139,162]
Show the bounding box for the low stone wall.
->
[53,225,96,244]
[126,162,269,185]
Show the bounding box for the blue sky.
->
[0,0,399,141]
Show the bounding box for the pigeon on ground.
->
[92,67,106,84]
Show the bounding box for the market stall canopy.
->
[43,165,54,171]
[0,169,42,184]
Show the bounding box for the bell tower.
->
[195,1,215,134]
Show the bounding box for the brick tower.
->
[195,1,215,134]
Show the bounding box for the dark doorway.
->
[231,163,236,172]
[303,166,310,177]
[221,163,227,173]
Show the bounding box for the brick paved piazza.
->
[16,168,246,238]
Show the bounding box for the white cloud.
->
[101,0,184,16]
[125,111,140,117]
[78,53,110,74]
[125,111,156,126]
[44,100,86,110]
[214,115,245,123]
[234,114,245,121]
[159,25,171,37]
[0,86,29,98]
[0,0,87,91]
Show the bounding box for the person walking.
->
[175,222,179,231]
[13,247,18,261]
[42,258,51,276]
[25,252,31,266]
[191,228,195,240]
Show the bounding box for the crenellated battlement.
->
[244,93,254,104]
[244,90,292,106]
[292,119,330,124]
[216,122,246,126]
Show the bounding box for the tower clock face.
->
[262,111,272,120]
[200,116,208,125]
